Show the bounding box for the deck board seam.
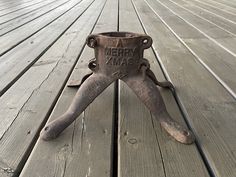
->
[149,114,167,177]
[191,0,236,16]
[169,0,236,37]
[180,0,236,24]
[0,0,35,10]
[131,0,215,176]
[0,0,39,12]
[0,0,48,17]
[15,0,108,175]
[113,1,120,177]
[0,0,98,97]
[155,0,236,57]
[144,0,236,100]
[199,0,236,10]
[0,0,96,97]
[0,0,31,7]
[11,0,108,175]
[0,0,83,57]
[0,0,67,26]
[0,59,60,142]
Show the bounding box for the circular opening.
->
[89,62,96,69]
[143,38,148,44]
[89,38,96,47]
[183,130,190,136]
[90,38,95,42]
[100,32,138,38]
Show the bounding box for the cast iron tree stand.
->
[40,32,195,144]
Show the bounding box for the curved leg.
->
[140,58,175,92]
[41,73,114,141]
[67,72,93,87]
[122,73,195,144]
[146,69,175,90]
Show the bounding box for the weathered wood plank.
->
[0,0,46,16]
[18,0,118,176]
[118,0,210,177]
[0,0,62,26]
[170,0,236,35]
[133,0,236,176]
[0,0,81,55]
[0,0,36,11]
[154,0,236,56]
[0,0,96,146]
[0,0,68,30]
[0,0,28,7]
[0,0,30,7]
[145,0,236,99]
[0,0,94,96]
[0,0,93,137]
[0,0,106,176]
[187,0,236,20]
[201,0,236,10]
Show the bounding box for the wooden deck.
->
[0,0,235,176]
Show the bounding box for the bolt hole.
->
[90,38,95,43]
[88,38,96,47]
[89,62,96,69]
[143,38,148,44]
[183,130,190,136]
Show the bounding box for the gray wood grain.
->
[197,0,236,14]
[0,0,64,26]
[0,0,32,8]
[0,0,94,96]
[0,0,46,16]
[0,0,37,10]
[196,0,236,12]
[145,0,236,97]
[133,0,236,176]
[154,0,236,55]
[19,0,118,177]
[118,0,210,177]
[171,0,236,35]
[181,0,236,22]
[0,0,81,55]
[0,0,106,176]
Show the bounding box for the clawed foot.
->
[40,125,60,141]
[160,119,195,144]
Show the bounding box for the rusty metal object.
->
[40,32,195,144]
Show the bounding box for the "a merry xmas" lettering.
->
[105,47,135,66]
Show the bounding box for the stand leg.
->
[122,73,195,144]
[40,73,113,141]
[67,72,93,87]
